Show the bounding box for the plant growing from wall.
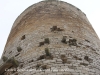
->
[45,48,51,56]
[44,38,50,44]
[7,57,19,67]
[68,39,77,46]
[37,48,53,60]
[45,48,53,59]
[61,36,67,44]
[39,38,50,47]
[51,26,64,32]
[2,56,8,62]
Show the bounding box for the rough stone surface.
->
[0,1,100,75]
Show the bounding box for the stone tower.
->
[0,0,100,75]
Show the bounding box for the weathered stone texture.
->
[0,1,100,75]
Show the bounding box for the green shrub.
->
[61,36,67,44]
[44,38,50,44]
[2,56,8,62]
[37,48,53,60]
[7,57,19,67]
[45,48,51,56]
[51,26,64,32]
[11,57,19,67]
[68,39,77,46]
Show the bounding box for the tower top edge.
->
[12,0,86,29]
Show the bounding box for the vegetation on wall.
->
[7,57,19,67]
[68,39,77,46]
[61,36,67,44]
[37,48,53,60]
[44,38,50,44]
[39,38,50,47]
[51,26,64,32]
[45,48,51,56]
[2,56,8,62]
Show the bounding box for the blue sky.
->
[0,0,100,58]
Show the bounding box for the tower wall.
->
[1,1,100,75]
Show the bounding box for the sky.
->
[0,0,100,58]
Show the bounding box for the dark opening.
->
[21,35,25,40]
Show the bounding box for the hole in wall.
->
[80,63,88,66]
[15,53,20,57]
[17,47,22,52]
[9,51,12,54]
[85,39,90,43]
[21,35,25,40]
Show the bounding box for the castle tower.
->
[0,0,100,75]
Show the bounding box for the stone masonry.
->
[0,0,100,75]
